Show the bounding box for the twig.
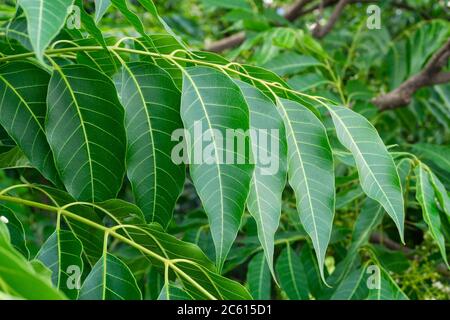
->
[312,0,349,39]
[373,39,450,110]
[205,0,312,52]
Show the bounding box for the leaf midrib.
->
[122,63,158,222]
[329,108,402,232]
[54,65,95,200]
[0,74,46,133]
[278,100,322,266]
[183,70,225,265]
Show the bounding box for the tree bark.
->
[205,0,312,52]
[373,39,450,110]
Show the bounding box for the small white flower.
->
[0,216,9,224]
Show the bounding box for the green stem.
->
[0,193,217,300]
[0,45,329,108]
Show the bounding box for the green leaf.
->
[277,98,335,282]
[73,37,119,76]
[86,214,250,299]
[367,264,408,300]
[415,164,449,267]
[73,0,113,53]
[327,105,404,242]
[30,259,53,281]
[18,0,74,62]
[135,0,187,50]
[145,266,164,299]
[330,266,368,300]
[95,0,111,23]
[35,229,84,299]
[299,242,327,298]
[158,284,193,300]
[0,204,29,259]
[0,225,65,300]
[180,66,254,270]
[37,186,104,266]
[134,35,185,89]
[117,62,185,226]
[263,53,322,77]
[3,16,31,51]
[96,199,145,226]
[0,220,10,246]
[0,62,60,185]
[328,199,384,286]
[351,199,384,254]
[46,64,126,202]
[120,223,216,273]
[201,0,252,11]
[247,252,271,299]
[412,143,450,176]
[79,253,142,300]
[0,147,30,170]
[235,80,287,277]
[275,245,309,300]
[336,185,364,210]
[428,169,450,218]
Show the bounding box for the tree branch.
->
[312,0,349,38]
[373,39,450,111]
[284,0,313,21]
[205,0,312,52]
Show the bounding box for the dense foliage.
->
[0,0,449,300]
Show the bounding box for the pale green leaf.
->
[236,80,287,277]
[327,105,404,242]
[18,0,74,62]
[412,143,450,176]
[95,0,111,23]
[263,52,322,77]
[428,169,450,218]
[180,66,254,270]
[278,98,335,282]
[415,164,449,267]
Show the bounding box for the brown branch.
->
[312,0,349,39]
[373,39,450,111]
[204,32,246,53]
[205,0,312,52]
[284,0,313,21]
[370,232,413,255]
